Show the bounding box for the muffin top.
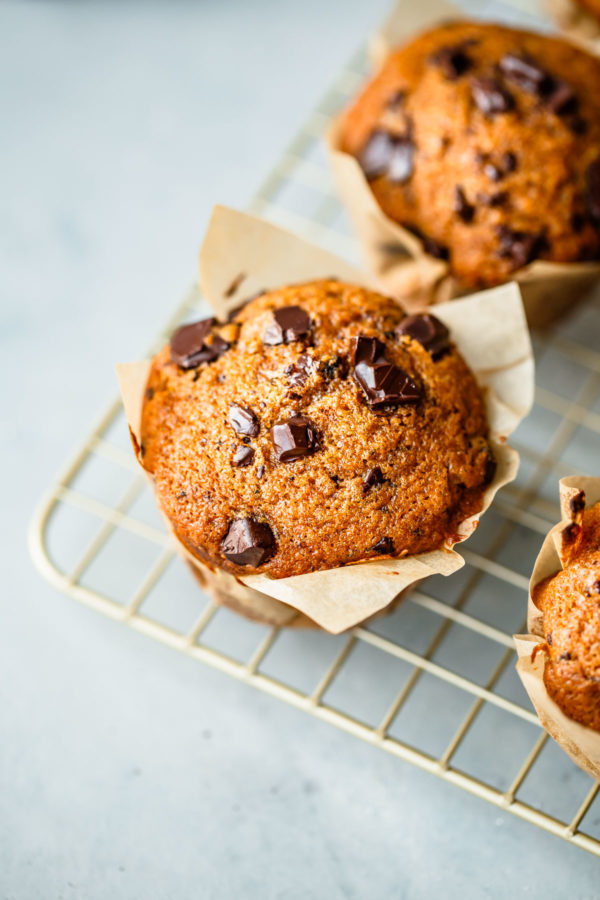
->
[534,499,600,730]
[339,21,600,289]
[574,0,600,24]
[140,280,495,579]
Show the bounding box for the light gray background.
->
[2,1,598,898]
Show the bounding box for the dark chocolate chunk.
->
[496,225,546,270]
[558,651,572,661]
[547,632,553,646]
[387,138,415,184]
[358,130,397,180]
[358,130,414,184]
[352,336,421,410]
[395,314,450,359]
[363,466,385,493]
[562,522,581,544]
[483,162,503,182]
[586,158,600,222]
[386,89,407,109]
[546,79,577,115]
[430,44,472,80]
[586,576,600,595]
[221,517,276,567]
[571,212,586,234]
[262,306,312,345]
[145,386,155,401]
[170,318,229,369]
[501,151,517,173]
[229,403,260,437]
[453,186,475,223]
[256,465,265,480]
[270,415,319,463]
[286,354,313,388]
[371,537,395,555]
[499,53,549,93]
[477,190,509,207]
[232,446,255,467]
[471,77,514,116]
[570,116,587,135]
[422,235,449,260]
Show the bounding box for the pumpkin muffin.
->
[140,281,495,579]
[339,21,600,289]
[533,498,600,731]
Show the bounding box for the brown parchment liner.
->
[547,0,600,49]
[327,0,600,329]
[117,205,532,634]
[514,476,600,778]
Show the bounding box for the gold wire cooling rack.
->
[29,42,600,856]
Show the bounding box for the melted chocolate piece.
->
[221,517,276,567]
[422,235,449,260]
[471,77,514,116]
[496,225,546,270]
[285,354,313,389]
[262,306,312,345]
[256,465,265,480]
[371,537,395,555]
[363,466,385,493]
[352,336,421,410]
[387,138,415,184]
[546,79,577,115]
[358,130,414,184]
[477,190,509,207]
[232,446,255,467]
[229,403,260,437]
[170,318,228,369]
[586,158,600,222]
[558,651,572,661]
[395,314,450,359]
[453,186,475,223]
[570,491,586,515]
[430,44,473,80]
[502,151,517,173]
[270,415,319,463]
[586,575,600,595]
[499,53,549,93]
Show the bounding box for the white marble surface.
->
[2,1,599,897]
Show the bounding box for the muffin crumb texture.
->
[534,499,600,732]
[339,21,600,288]
[141,281,495,578]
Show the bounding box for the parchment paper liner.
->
[547,0,600,49]
[515,476,600,778]
[327,0,600,329]
[117,205,532,634]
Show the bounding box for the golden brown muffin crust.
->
[534,502,600,731]
[339,21,600,289]
[141,281,494,579]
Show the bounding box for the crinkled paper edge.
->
[514,476,600,778]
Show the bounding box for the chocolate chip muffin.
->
[140,281,495,580]
[574,0,600,23]
[533,496,600,731]
[339,21,600,289]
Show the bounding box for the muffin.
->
[573,0,600,23]
[139,280,496,580]
[338,21,600,290]
[533,495,600,731]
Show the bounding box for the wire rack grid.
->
[30,44,600,856]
